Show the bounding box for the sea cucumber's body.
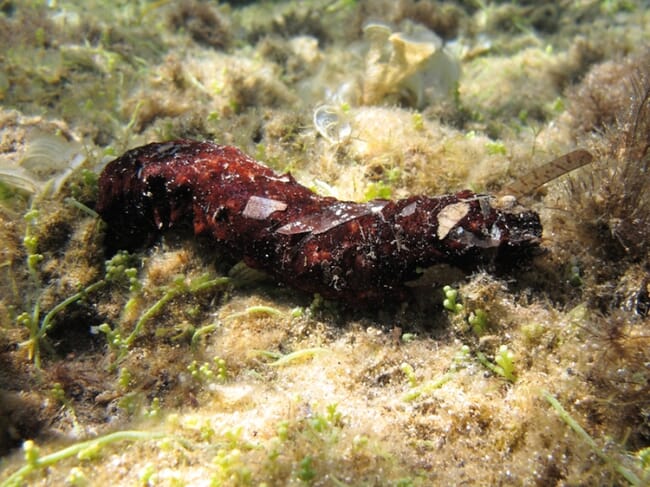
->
[97,140,542,303]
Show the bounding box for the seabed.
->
[0,1,649,485]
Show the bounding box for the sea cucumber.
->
[96,139,542,304]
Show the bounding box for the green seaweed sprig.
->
[401,345,470,401]
[442,285,464,313]
[99,273,230,366]
[476,345,516,382]
[0,430,168,487]
[18,247,137,369]
[542,390,645,486]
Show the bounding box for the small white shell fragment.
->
[437,202,470,239]
[20,131,83,179]
[399,201,418,218]
[242,195,287,220]
[0,168,40,193]
[494,194,517,210]
[0,131,87,195]
[313,105,351,144]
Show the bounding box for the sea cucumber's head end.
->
[500,210,543,250]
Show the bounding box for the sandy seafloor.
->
[0,1,649,485]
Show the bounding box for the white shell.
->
[242,196,288,220]
[436,202,470,240]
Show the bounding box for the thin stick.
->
[541,390,641,486]
[503,149,594,198]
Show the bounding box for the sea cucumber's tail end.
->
[96,141,198,254]
[96,143,174,254]
[96,157,151,254]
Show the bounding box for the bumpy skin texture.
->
[97,140,542,303]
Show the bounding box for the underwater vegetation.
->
[0,1,649,485]
[564,50,650,264]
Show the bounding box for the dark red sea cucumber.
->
[96,140,542,304]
